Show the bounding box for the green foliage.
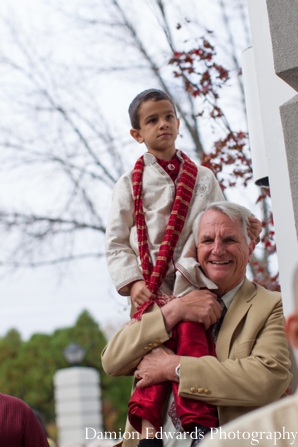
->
[0,311,132,430]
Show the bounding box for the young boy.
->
[106,89,224,307]
[105,89,260,446]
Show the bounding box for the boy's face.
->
[130,99,180,160]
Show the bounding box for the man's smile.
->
[210,260,231,265]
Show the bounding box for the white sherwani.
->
[105,150,224,296]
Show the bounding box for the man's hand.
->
[161,289,222,331]
[134,345,180,389]
[248,216,262,243]
[128,280,156,309]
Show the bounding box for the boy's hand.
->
[161,289,221,331]
[129,280,156,309]
[179,290,222,329]
[248,216,262,243]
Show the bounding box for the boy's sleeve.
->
[208,170,225,203]
[173,168,223,297]
[105,173,144,295]
[174,234,218,297]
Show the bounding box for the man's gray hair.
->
[193,201,254,246]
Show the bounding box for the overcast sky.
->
[0,0,137,340]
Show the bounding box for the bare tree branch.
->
[0,0,275,282]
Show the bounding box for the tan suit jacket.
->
[201,391,298,446]
[101,278,292,447]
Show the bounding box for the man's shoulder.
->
[204,392,298,446]
[253,280,281,301]
[0,393,34,426]
[237,393,298,434]
[242,278,282,307]
[0,393,29,411]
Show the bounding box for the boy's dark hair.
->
[128,89,176,129]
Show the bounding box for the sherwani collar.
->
[216,278,257,361]
[143,150,184,165]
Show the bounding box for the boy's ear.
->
[130,128,144,144]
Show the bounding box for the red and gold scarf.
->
[132,152,198,319]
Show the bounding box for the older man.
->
[200,265,298,447]
[101,202,292,447]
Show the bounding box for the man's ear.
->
[130,128,144,144]
[286,314,298,349]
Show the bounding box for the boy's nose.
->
[159,119,169,129]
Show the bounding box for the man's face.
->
[130,99,180,160]
[197,210,255,296]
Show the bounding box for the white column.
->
[244,0,298,316]
[54,367,103,446]
[241,46,268,186]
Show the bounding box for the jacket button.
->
[144,347,149,351]
[148,343,154,348]
[197,388,204,394]
[204,389,211,395]
[190,387,196,393]
[155,339,161,344]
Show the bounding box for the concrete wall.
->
[266,0,298,238]
[266,0,298,92]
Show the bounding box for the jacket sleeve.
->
[101,304,170,376]
[105,173,144,295]
[178,297,292,407]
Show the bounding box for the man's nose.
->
[212,240,226,255]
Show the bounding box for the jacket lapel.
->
[216,278,257,361]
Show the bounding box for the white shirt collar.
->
[221,279,244,309]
